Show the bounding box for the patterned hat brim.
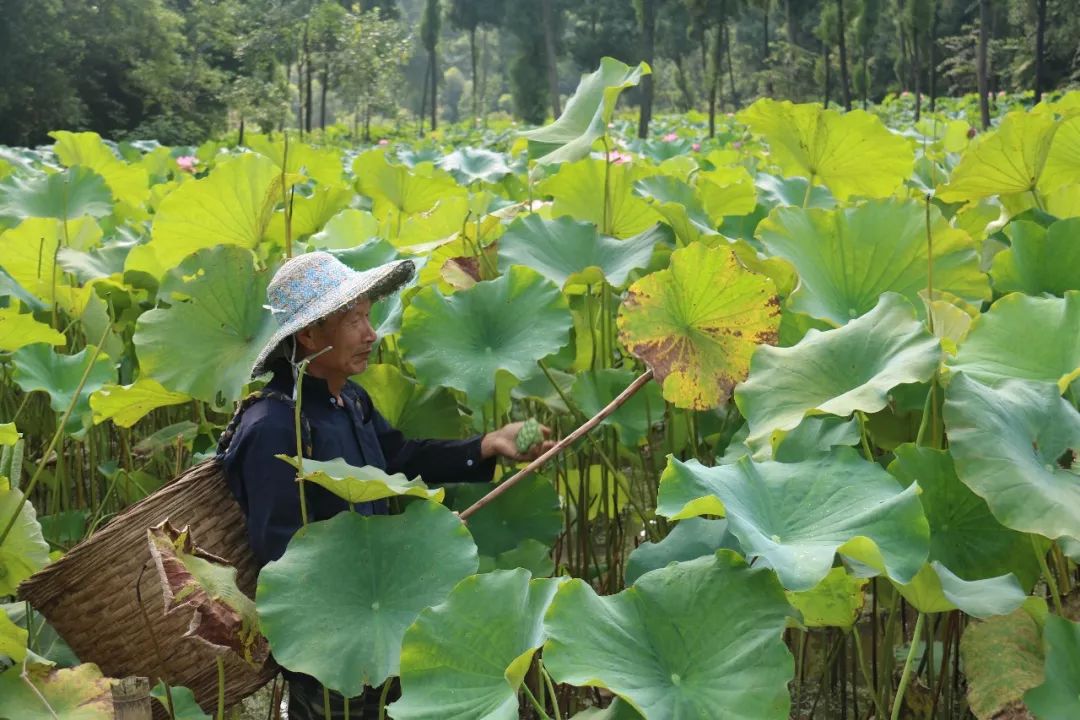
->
[250,259,415,377]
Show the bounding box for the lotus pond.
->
[1,59,1080,720]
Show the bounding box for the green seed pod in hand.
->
[515,418,543,454]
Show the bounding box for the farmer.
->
[219,251,553,719]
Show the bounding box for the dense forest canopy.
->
[0,0,1076,146]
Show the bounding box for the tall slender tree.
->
[977,0,990,129]
[635,0,659,137]
[421,0,441,131]
[837,0,852,109]
[541,0,562,119]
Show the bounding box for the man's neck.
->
[303,366,347,404]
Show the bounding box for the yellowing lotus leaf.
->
[1040,115,1080,195]
[0,661,113,720]
[0,307,65,352]
[89,378,192,428]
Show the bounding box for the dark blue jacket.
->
[220,362,495,567]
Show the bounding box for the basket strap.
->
[216,390,314,458]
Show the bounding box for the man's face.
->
[296,298,378,379]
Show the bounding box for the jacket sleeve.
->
[369,406,496,485]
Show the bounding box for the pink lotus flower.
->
[176,156,198,173]
[663,132,679,142]
[609,150,634,165]
[901,91,912,98]
[692,143,701,152]
[378,138,390,146]
[732,141,742,150]
[997,91,1007,99]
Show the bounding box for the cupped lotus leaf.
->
[0,167,112,222]
[618,242,781,410]
[735,293,941,447]
[569,368,665,447]
[632,175,718,245]
[0,607,28,661]
[944,374,1080,540]
[0,216,101,308]
[786,566,867,629]
[50,130,148,208]
[543,550,794,720]
[311,208,380,249]
[0,308,65,352]
[0,661,113,720]
[256,501,478,695]
[696,166,759,220]
[355,364,465,439]
[133,245,274,409]
[146,521,268,665]
[353,149,464,218]
[737,98,913,200]
[498,215,664,289]
[266,184,354,246]
[656,450,929,590]
[756,200,989,325]
[390,570,564,720]
[11,344,114,436]
[1041,116,1080,194]
[539,158,661,238]
[1024,615,1080,719]
[947,292,1080,392]
[755,173,836,209]
[442,476,562,558]
[244,133,344,186]
[0,480,49,596]
[132,153,285,278]
[937,111,1058,204]
[275,456,444,505]
[150,682,210,720]
[520,58,650,166]
[439,147,512,185]
[896,562,1027,619]
[399,266,571,404]
[89,379,191,428]
[992,219,1080,295]
[961,608,1045,720]
[624,518,740,585]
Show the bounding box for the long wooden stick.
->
[459,369,654,521]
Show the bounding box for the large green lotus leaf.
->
[896,562,1027,619]
[0,217,102,309]
[539,158,661,238]
[0,661,113,720]
[624,518,740,585]
[544,550,794,720]
[257,501,478,695]
[398,266,571,404]
[786,566,867,629]
[265,184,354,246]
[617,242,781,411]
[0,167,112,222]
[439,147,512,185]
[0,479,49,596]
[1024,615,1080,719]
[353,149,464,218]
[130,153,285,278]
[310,208,380,249]
[656,450,929,590]
[11,344,113,436]
[244,133,344,186]
[276,456,444,505]
[0,608,28,661]
[50,130,148,209]
[735,293,941,447]
[756,200,989,326]
[0,308,65,352]
[937,111,1058,204]
[948,292,1080,392]
[497,215,663,289]
[150,682,210,720]
[89,378,191,429]
[394,196,471,250]
[569,368,666,447]
[390,570,564,720]
[1041,116,1080,194]
[737,98,913,200]
[755,173,836,209]
[961,608,1046,720]
[992,218,1080,295]
[520,58,649,166]
[482,539,555,578]
[355,364,465,440]
[944,374,1080,540]
[632,175,718,245]
[442,476,562,558]
[696,166,759,220]
[769,415,860,462]
[134,245,274,409]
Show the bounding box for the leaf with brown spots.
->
[0,661,113,720]
[961,608,1045,720]
[617,242,780,410]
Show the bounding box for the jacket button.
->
[466,459,474,467]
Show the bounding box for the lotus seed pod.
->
[515,418,543,454]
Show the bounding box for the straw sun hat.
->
[251,251,415,376]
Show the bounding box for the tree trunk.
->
[912,24,922,121]
[977,0,990,129]
[319,64,329,130]
[763,1,774,95]
[837,0,852,110]
[480,28,490,126]
[724,20,738,109]
[861,46,869,108]
[429,48,438,131]
[419,59,429,136]
[708,28,722,137]
[638,0,656,138]
[1034,0,1047,103]
[823,42,832,107]
[469,26,479,124]
[303,24,313,135]
[238,116,245,147]
[674,54,695,111]
[541,0,561,119]
[928,3,938,112]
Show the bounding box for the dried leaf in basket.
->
[146,520,268,666]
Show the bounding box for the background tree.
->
[420,0,442,132]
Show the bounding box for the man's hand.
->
[481,421,556,462]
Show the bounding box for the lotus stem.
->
[890,611,925,720]
[292,346,334,528]
[802,174,815,208]
[520,679,552,720]
[1032,535,1064,615]
[377,680,392,720]
[459,369,654,521]
[322,685,332,720]
[216,654,226,720]
[541,664,562,720]
[852,626,887,720]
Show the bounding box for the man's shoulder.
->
[235,391,297,434]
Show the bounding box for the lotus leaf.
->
[632,175,718,245]
[769,415,860,462]
[738,98,913,200]
[390,570,564,720]
[569,368,665,446]
[275,456,444,505]
[394,196,471,251]
[991,218,1080,295]
[520,58,649,166]
[442,476,562,558]
[244,133,344,186]
[569,700,644,719]
[755,173,836,209]
[624,518,740,585]
[11,344,113,436]
[0,308,65,352]
[50,130,148,208]
[256,501,478,695]
[353,149,464,219]
[0,661,113,720]
[355,364,465,439]
[896,562,1027,619]
[756,200,989,325]
[484,539,555,577]
[0,216,101,308]
[89,379,191,428]
[1024,615,1080,719]
[133,245,274,409]
[497,215,664,289]
[1041,115,1080,194]
[0,167,112,222]
[0,424,17,446]
[696,166,759,220]
[399,266,571,404]
[656,450,929,590]
[961,608,1045,720]
[539,158,661,238]
[948,291,1080,392]
[0,603,28,662]
[266,184,354,246]
[618,241,781,410]
[543,550,794,720]
[150,682,210,720]
[311,208,380,249]
[439,147,512,185]
[787,566,867,629]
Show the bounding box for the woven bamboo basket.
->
[18,458,278,715]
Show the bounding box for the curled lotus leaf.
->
[735,293,941,448]
[543,550,794,720]
[896,562,1027,619]
[786,566,867,630]
[11,344,114,437]
[624,518,740,586]
[617,242,781,410]
[0,166,112,222]
[656,449,929,590]
[0,661,113,720]
[274,456,444,505]
[438,147,512,185]
[0,307,65,352]
[991,218,1080,296]
[390,570,565,720]
[632,175,719,245]
[89,378,191,429]
[1024,615,1080,719]
[146,520,268,665]
[944,374,1080,541]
